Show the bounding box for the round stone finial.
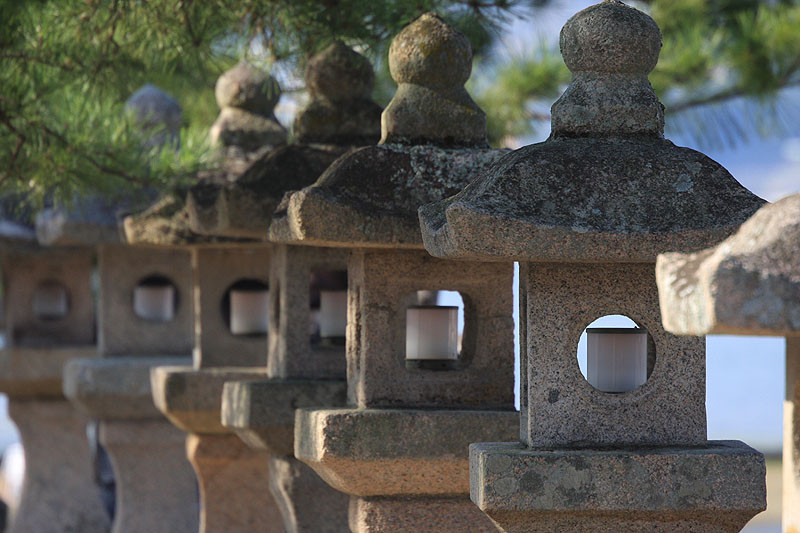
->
[388,13,472,89]
[125,84,182,147]
[560,0,662,75]
[305,42,374,102]
[215,62,281,116]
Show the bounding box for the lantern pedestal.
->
[295,408,518,532]
[470,441,765,533]
[64,356,198,533]
[221,379,349,532]
[150,366,283,532]
[786,337,800,533]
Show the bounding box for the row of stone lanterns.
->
[0,1,791,532]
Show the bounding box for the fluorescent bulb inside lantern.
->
[230,289,269,335]
[406,306,458,360]
[133,285,175,322]
[319,290,347,339]
[32,283,68,319]
[586,328,648,393]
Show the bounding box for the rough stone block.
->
[221,378,347,456]
[151,365,268,434]
[295,408,518,497]
[194,246,271,368]
[98,244,193,356]
[350,496,499,533]
[521,262,706,447]
[347,249,514,408]
[0,346,96,398]
[470,441,766,533]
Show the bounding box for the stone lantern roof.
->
[419,0,765,263]
[269,13,505,248]
[184,43,382,240]
[657,193,800,336]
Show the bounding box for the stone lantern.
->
[263,13,518,532]
[123,62,288,533]
[419,1,768,531]
[61,85,199,533]
[656,194,800,531]
[215,43,383,532]
[0,207,110,533]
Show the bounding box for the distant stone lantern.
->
[0,213,110,533]
[656,194,800,532]
[264,14,518,531]
[419,1,768,531]
[216,42,383,533]
[60,85,200,533]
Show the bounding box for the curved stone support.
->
[187,434,282,532]
[100,419,198,533]
[8,399,110,533]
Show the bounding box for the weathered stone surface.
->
[656,193,800,337]
[125,84,182,148]
[187,434,283,533]
[295,408,518,497]
[215,62,281,116]
[64,356,192,420]
[97,244,194,356]
[151,366,267,434]
[349,496,499,533]
[346,249,514,408]
[0,346,96,397]
[2,248,95,347]
[295,42,382,146]
[100,419,198,533]
[221,378,347,456]
[210,106,287,153]
[8,399,110,533]
[187,144,350,239]
[36,196,124,246]
[470,441,766,533]
[192,246,271,367]
[270,144,504,248]
[382,13,486,147]
[418,2,763,262]
[520,262,705,448]
[268,455,350,533]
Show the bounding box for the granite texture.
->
[785,338,800,533]
[347,249,514,408]
[350,496,499,533]
[269,144,504,248]
[295,42,382,146]
[64,356,192,420]
[268,455,350,533]
[193,246,271,368]
[100,419,198,533]
[294,408,518,497]
[418,2,763,263]
[470,440,766,533]
[2,248,95,347]
[8,399,110,533]
[221,378,347,456]
[382,13,486,147]
[657,193,800,336]
[97,244,193,356]
[187,434,283,533]
[151,365,267,434]
[520,262,705,447]
[0,346,97,397]
[35,196,124,246]
[267,244,349,380]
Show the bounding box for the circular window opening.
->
[405,290,465,371]
[221,279,270,337]
[310,271,348,347]
[577,315,656,393]
[32,280,70,321]
[133,275,178,323]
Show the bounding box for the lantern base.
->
[349,495,498,533]
[470,441,766,533]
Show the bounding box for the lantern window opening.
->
[32,280,71,321]
[221,278,270,337]
[132,274,179,323]
[576,314,656,394]
[405,290,466,371]
[310,270,348,347]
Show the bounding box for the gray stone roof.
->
[418,0,764,262]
